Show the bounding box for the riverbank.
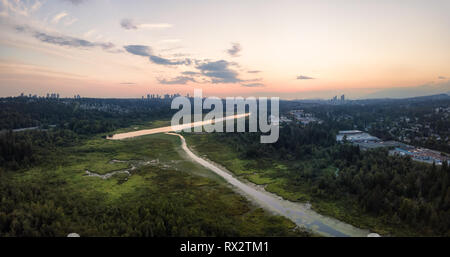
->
[166,132,370,237]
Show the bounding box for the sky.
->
[0,0,449,99]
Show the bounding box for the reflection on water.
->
[108,115,371,237]
[108,113,249,140]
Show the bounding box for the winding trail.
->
[108,115,372,237]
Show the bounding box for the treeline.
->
[0,97,175,132]
[214,123,336,160]
[0,129,78,170]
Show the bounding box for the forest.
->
[0,97,308,237]
[186,121,450,236]
[1,96,449,236]
[0,97,176,170]
[0,97,176,131]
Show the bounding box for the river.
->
[108,115,371,237]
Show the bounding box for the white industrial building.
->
[336,130,380,143]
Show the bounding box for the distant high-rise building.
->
[341,94,345,101]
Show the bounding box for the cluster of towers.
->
[19,92,60,99]
[141,93,183,100]
[330,94,345,103]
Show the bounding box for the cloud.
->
[52,11,68,23]
[64,0,84,5]
[124,45,152,56]
[120,18,172,30]
[297,75,315,80]
[51,11,77,26]
[241,83,264,87]
[120,82,136,85]
[34,32,114,49]
[123,44,259,85]
[438,76,446,80]
[181,71,201,76]
[196,60,242,83]
[16,26,116,51]
[149,55,191,66]
[159,76,196,85]
[120,19,137,30]
[247,70,261,74]
[1,0,42,17]
[227,43,242,57]
[124,44,191,66]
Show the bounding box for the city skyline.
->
[1,0,450,99]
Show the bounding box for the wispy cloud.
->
[52,11,68,23]
[247,70,261,74]
[438,76,447,80]
[241,83,264,87]
[1,0,42,17]
[181,71,201,76]
[297,75,315,80]
[120,82,136,85]
[159,76,196,85]
[227,43,242,57]
[149,55,191,66]
[64,0,84,5]
[120,18,172,30]
[34,32,114,49]
[124,45,152,56]
[124,44,192,66]
[16,25,117,51]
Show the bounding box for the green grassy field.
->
[0,126,310,237]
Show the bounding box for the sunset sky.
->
[0,0,449,99]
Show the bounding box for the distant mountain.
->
[407,93,450,101]
[364,81,450,99]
